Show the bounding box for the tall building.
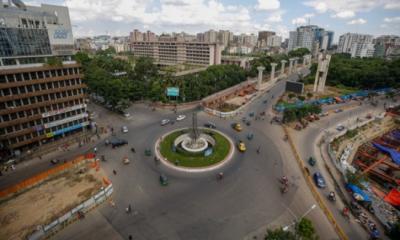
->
[258,31,275,42]
[130,41,222,66]
[218,30,233,47]
[266,35,282,48]
[288,25,333,52]
[351,43,375,58]
[0,1,88,159]
[129,29,144,42]
[204,30,218,43]
[337,33,373,54]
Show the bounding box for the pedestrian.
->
[94,147,97,154]
[126,204,132,213]
[128,235,133,240]
[256,146,260,154]
[113,169,117,175]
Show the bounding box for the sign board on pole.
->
[166,87,179,97]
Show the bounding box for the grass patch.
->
[159,130,231,167]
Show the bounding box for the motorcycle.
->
[328,191,336,202]
[217,172,224,181]
[281,185,288,194]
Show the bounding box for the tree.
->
[388,219,400,240]
[46,56,63,67]
[306,93,313,99]
[288,93,296,99]
[74,52,91,66]
[288,48,310,58]
[296,218,317,240]
[265,228,296,240]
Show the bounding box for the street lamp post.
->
[282,204,317,232]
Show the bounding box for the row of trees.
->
[74,52,247,110]
[304,54,400,89]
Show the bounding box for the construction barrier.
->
[283,126,349,240]
[0,153,95,199]
[28,183,113,240]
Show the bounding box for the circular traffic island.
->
[156,128,234,171]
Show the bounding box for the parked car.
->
[161,119,170,126]
[123,112,131,118]
[111,139,128,148]
[121,126,128,133]
[334,108,344,113]
[232,123,242,132]
[159,174,168,186]
[176,115,186,121]
[313,172,326,188]
[204,122,216,129]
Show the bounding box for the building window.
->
[0,75,6,83]
[15,74,22,81]
[37,71,44,79]
[23,73,30,81]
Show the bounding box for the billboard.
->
[285,81,304,94]
[166,87,179,97]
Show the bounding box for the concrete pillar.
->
[294,57,299,72]
[313,54,331,92]
[257,66,265,90]
[270,63,277,82]
[288,58,294,74]
[280,60,287,76]
[308,55,312,67]
[303,55,308,67]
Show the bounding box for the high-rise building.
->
[266,35,282,48]
[351,43,375,58]
[204,30,218,43]
[0,1,88,159]
[337,33,373,54]
[218,30,232,47]
[288,25,333,52]
[258,31,275,42]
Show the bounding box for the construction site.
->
[329,106,400,234]
[0,155,111,240]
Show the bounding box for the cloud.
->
[266,10,285,22]
[384,16,400,23]
[304,0,388,18]
[384,0,400,10]
[291,13,314,25]
[256,0,280,11]
[332,10,355,19]
[347,18,367,25]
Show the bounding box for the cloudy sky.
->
[26,0,400,42]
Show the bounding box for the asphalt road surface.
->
[3,70,360,240]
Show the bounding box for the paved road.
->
[3,70,345,240]
[291,96,395,240]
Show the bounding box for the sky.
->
[25,0,400,42]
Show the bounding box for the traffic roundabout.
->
[155,127,235,172]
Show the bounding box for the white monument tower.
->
[313,54,331,93]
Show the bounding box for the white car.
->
[176,115,186,121]
[121,126,128,133]
[161,119,170,126]
[123,112,131,118]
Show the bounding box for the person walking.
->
[113,169,117,175]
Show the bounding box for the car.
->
[176,115,186,121]
[232,123,242,132]
[204,122,216,129]
[123,112,131,118]
[159,174,168,186]
[334,108,344,113]
[111,139,128,148]
[336,125,345,131]
[313,172,326,188]
[237,141,246,152]
[121,126,128,133]
[161,119,170,126]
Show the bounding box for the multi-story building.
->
[204,30,218,43]
[218,30,233,47]
[288,25,333,51]
[337,33,373,54]
[258,31,275,43]
[75,38,94,52]
[351,43,375,58]
[129,29,144,42]
[130,41,222,66]
[0,1,87,159]
[266,35,282,48]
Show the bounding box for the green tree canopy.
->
[288,48,311,58]
[296,218,317,240]
[265,228,296,240]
